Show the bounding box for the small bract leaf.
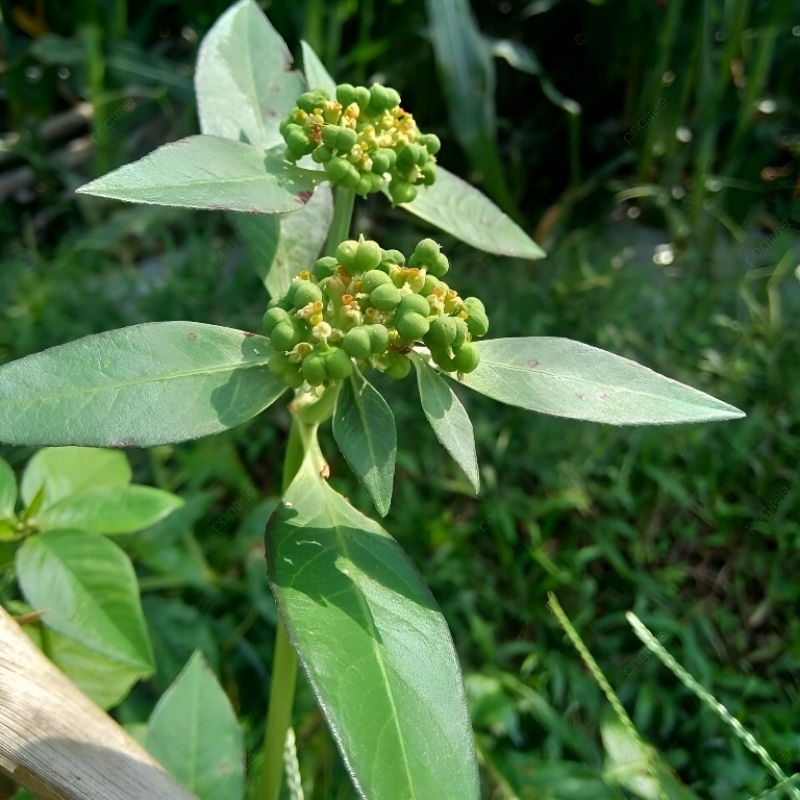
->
[300,40,337,97]
[267,453,480,800]
[20,447,131,509]
[36,485,183,535]
[399,167,545,260]
[146,651,245,800]
[332,368,397,516]
[457,337,746,424]
[0,322,286,447]
[0,458,17,519]
[16,529,154,672]
[76,135,320,214]
[195,0,304,150]
[413,356,479,492]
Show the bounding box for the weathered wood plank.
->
[0,604,198,800]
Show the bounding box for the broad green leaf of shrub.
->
[267,452,480,800]
[195,0,303,150]
[20,447,131,509]
[16,529,154,673]
[413,356,479,493]
[300,40,338,96]
[0,458,17,519]
[332,367,397,517]
[457,338,745,424]
[146,651,245,800]
[0,322,286,447]
[398,167,545,259]
[76,135,321,214]
[36,486,183,535]
[232,183,334,296]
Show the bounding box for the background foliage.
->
[1,0,798,797]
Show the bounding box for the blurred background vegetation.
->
[1,0,798,797]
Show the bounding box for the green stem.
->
[323,187,355,257]
[256,185,355,800]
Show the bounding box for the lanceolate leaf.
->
[0,322,286,447]
[76,135,321,214]
[16,529,154,672]
[195,0,304,150]
[232,183,334,296]
[300,40,337,97]
[36,486,183,535]
[20,447,131,508]
[332,368,397,517]
[413,356,479,492]
[400,167,545,260]
[457,338,745,425]
[267,453,480,800]
[146,652,244,800]
[0,458,17,519]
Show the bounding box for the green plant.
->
[0,2,745,798]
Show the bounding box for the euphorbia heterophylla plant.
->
[0,2,744,798]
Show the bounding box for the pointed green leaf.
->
[16,529,154,672]
[76,135,320,214]
[399,167,545,259]
[332,368,396,516]
[20,447,131,509]
[195,0,304,150]
[36,485,183,535]
[146,651,245,800]
[267,456,480,800]
[0,322,286,447]
[413,356,479,492]
[0,458,17,519]
[231,182,334,296]
[300,40,337,96]
[457,337,745,424]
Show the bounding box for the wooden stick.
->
[0,604,198,800]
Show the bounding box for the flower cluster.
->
[262,238,489,390]
[280,84,440,203]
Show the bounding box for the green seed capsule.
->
[361,269,392,293]
[366,323,390,353]
[420,163,437,186]
[270,322,300,351]
[267,351,290,375]
[370,283,402,310]
[353,241,383,273]
[371,148,396,174]
[325,347,353,380]
[422,133,441,155]
[464,297,486,315]
[311,145,332,163]
[353,86,371,108]
[336,83,356,106]
[397,312,429,341]
[284,367,305,389]
[322,125,357,152]
[326,157,360,188]
[285,128,311,152]
[297,90,328,113]
[466,310,489,337]
[419,274,440,296]
[336,239,359,267]
[354,174,374,197]
[343,327,372,359]
[425,316,457,347]
[398,294,430,317]
[451,318,469,348]
[383,352,411,379]
[429,347,456,372]
[302,353,328,386]
[382,248,405,266]
[292,282,323,308]
[396,144,419,172]
[262,307,291,333]
[409,239,440,268]
[452,342,481,373]
[313,256,338,280]
[428,252,450,278]
[388,179,416,204]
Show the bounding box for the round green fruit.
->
[313,256,338,280]
[324,347,353,380]
[361,269,392,293]
[383,353,411,379]
[452,342,480,372]
[302,354,328,386]
[388,180,416,205]
[267,351,290,375]
[397,312,429,342]
[311,145,332,163]
[283,367,305,389]
[335,239,359,268]
[425,316,457,347]
[428,252,449,278]
[336,83,356,106]
[262,307,291,333]
[366,323,390,353]
[292,282,323,308]
[353,86,371,108]
[409,238,440,268]
[370,283,402,310]
[342,327,372,359]
[270,322,300,351]
[397,293,430,317]
[451,318,469,348]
